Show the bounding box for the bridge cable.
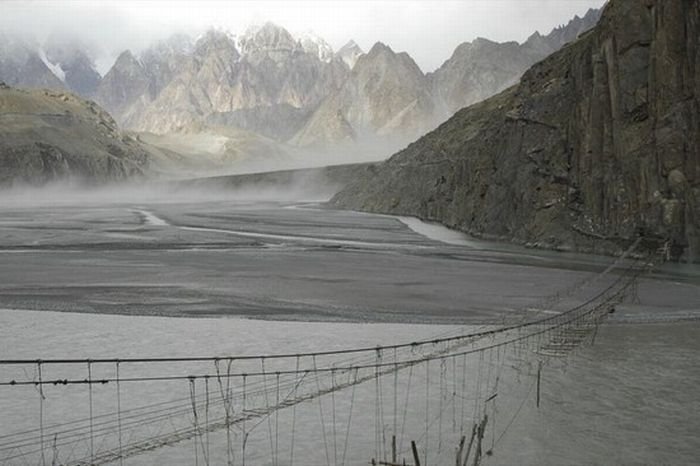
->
[242,374,247,466]
[393,349,399,462]
[377,348,387,462]
[340,367,358,466]
[260,358,275,466]
[189,377,199,466]
[38,361,45,466]
[424,358,430,466]
[205,376,211,466]
[398,363,413,456]
[87,361,94,464]
[115,361,123,466]
[330,368,338,466]
[275,372,281,466]
[313,355,332,466]
[289,356,299,466]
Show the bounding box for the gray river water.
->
[0,196,698,465]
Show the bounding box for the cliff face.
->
[0,84,150,185]
[332,0,700,261]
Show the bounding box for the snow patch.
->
[38,47,65,82]
[297,30,334,62]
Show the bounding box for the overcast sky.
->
[1,0,607,74]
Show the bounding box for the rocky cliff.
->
[0,84,150,185]
[332,0,699,262]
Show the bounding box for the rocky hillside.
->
[332,0,699,262]
[0,83,150,185]
[429,8,601,116]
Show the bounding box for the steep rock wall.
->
[332,0,700,261]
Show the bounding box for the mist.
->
[0,169,348,209]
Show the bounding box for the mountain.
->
[291,42,436,149]
[237,22,297,59]
[43,34,102,96]
[138,33,194,98]
[0,34,65,90]
[335,40,364,69]
[537,8,605,50]
[0,83,150,185]
[112,24,347,137]
[93,50,152,124]
[429,8,602,116]
[298,31,334,63]
[294,10,601,151]
[331,0,699,262]
[12,10,601,168]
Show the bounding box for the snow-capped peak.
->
[37,47,66,82]
[238,22,297,56]
[297,30,334,62]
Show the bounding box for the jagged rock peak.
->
[238,22,298,54]
[194,29,240,60]
[297,31,334,62]
[43,32,101,95]
[367,41,393,56]
[335,40,364,69]
[113,49,142,68]
[358,42,424,77]
[525,6,603,49]
[472,37,504,47]
[0,32,65,90]
[448,37,518,58]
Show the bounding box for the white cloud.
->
[0,0,607,74]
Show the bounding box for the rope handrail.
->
[0,274,636,388]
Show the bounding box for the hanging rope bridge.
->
[0,239,660,466]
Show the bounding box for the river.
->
[0,195,698,465]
